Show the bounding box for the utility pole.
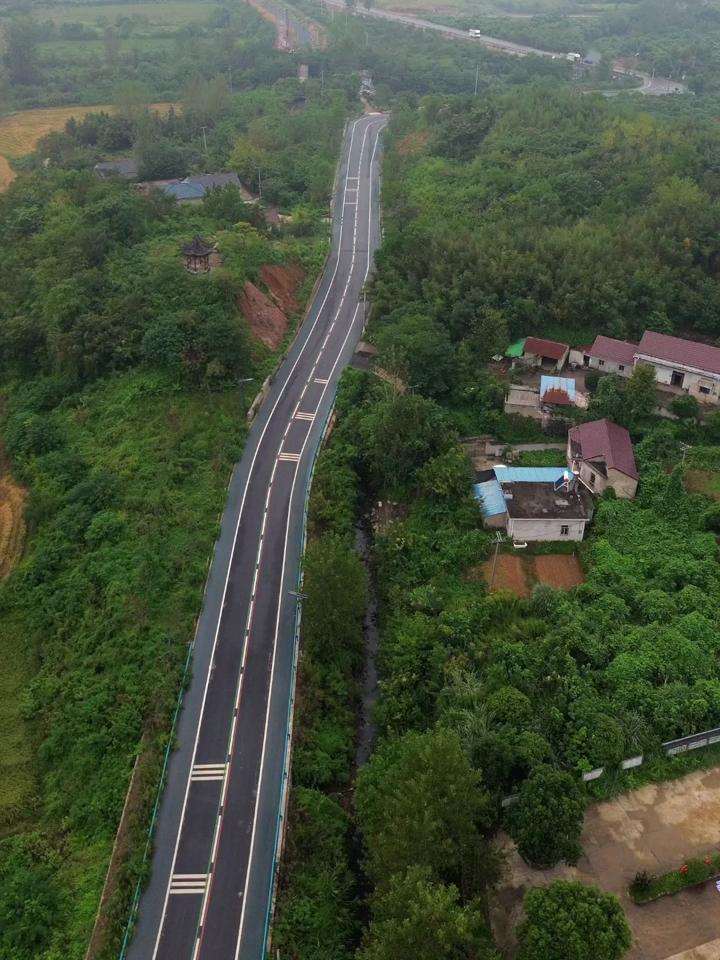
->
[320,65,324,97]
[488,531,504,592]
[200,125,208,154]
[257,165,262,199]
[474,62,479,96]
[227,64,233,92]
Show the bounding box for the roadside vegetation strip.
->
[631,852,720,904]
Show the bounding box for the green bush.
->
[630,851,720,903]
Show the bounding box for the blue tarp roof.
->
[540,375,576,402]
[164,181,206,200]
[473,467,569,517]
[493,466,567,483]
[473,479,506,517]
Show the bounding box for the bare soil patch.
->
[260,262,306,315]
[238,280,288,350]
[492,767,720,960]
[482,554,530,597]
[0,474,27,578]
[532,553,584,590]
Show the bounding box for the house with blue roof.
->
[141,172,249,203]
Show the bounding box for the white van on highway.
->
[468,28,483,37]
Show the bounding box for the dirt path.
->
[0,474,27,578]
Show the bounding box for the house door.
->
[671,371,685,388]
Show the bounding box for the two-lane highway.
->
[126,112,386,960]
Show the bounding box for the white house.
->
[586,335,637,379]
[634,331,720,404]
[567,419,638,499]
[474,467,594,542]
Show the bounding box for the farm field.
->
[0,101,173,190]
[34,1,215,25]
[482,551,584,596]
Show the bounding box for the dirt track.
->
[0,475,26,577]
[493,767,720,960]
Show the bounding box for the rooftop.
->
[503,479,593,521]
[182,235,213,257]
[636,330,720,377]
[94,157,138,179]
[524,336,569,361]
[540,375,577,405]
[568,418,638,480]
[588,335,637,367]
[506,338,526,359]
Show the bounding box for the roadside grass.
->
[0,369,248,955]
[685,468,720,501]
[0,612,36,834]
[515,449,567,467]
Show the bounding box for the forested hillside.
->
[373,89,720,426]
[275,88,720,960]
[0,62,349,957]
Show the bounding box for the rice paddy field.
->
[0,101,173,190]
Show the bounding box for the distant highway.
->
[125,112,386,960]
[319,0,688,95]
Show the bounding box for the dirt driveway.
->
[492,767,720,960]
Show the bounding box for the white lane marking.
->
[192,122,377,960]
[313,377,328,385]
[294,412,315,422]
[191,763,227,782]
[233,117,386,960]
[150,116,364,960]
[170,875,207,895]
[277,452,300,462]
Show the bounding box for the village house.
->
[567,418,638,498]
[521,337,570,371]
[634,331,720,404]
[94,157,139,180]
[474,467,594,542]
[586,335,637,378]
[503,376,587,421]
[139,172,251,202]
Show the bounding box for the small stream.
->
[354,523,379,769]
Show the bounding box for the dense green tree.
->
[517,881,631,960]
[359,393,454,496]
[358,867,499,960]
[355,728,499,896]
[4,18,39,86]
[509,766,585,868]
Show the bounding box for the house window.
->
[589,472,596,487]
[598,359,605,367]
[619,364,625,372]
[560,525,569,536]
[699,385,712,395]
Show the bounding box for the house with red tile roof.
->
[635,331,720,404]
[587,335,637,379]
[567,419,638,499]
[522,337,569,371]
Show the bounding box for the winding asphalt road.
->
[126,112,386,960]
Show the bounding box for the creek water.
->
[354,523,379,769]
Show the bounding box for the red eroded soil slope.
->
[260,263,306,315]
[238,281,288,350]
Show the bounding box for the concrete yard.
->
[492,767,720,960]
